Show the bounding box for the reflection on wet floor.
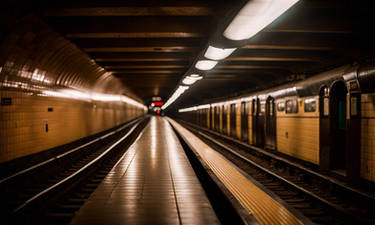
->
[71,116,219,225]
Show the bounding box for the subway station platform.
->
[70,117,219,225]
[69,116,309,225]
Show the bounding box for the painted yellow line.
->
[168,118,304,225]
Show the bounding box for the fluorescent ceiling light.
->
[195,60,218,70]
[162,85,189,110]
[224,0,299,40]
[204,46,236,60]
[182,74,203,85]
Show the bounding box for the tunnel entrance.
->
[241,101,249,142]
[329,81,348,172]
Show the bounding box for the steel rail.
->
[13,120,142,213]
[0,117,142,185]
[194,129,372,224]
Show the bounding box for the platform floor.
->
[169,118,308,225]
[70,117,219,225]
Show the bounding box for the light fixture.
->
[42,89,146,109]
[223,0,299,41]
[195,60,218,70]
[161,85,189,110]
[182,74,203,85]
[204,46,236,60]
[179,104,210,112]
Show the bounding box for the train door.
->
[222,105,227,134]
[211,106,215,130]
[198,110,202,126]
[241,101,249,142]
[319,86,331,170]
[230,104,236,137]
[216,106,221,131]
[213,106,218,131]
[252,99,257,145]
[202,109,206,127]
[212,106,218,130]
[201,109,206,127]
[197,110,201,126]
[265,97,276,150]
[256,99,265,147]
[330,81,347,172]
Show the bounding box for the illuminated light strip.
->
[224,0,300,41]
[178,104,210,112]
[42,89,146,109]
[195,60,218,70]
[170,0,300,111]
[204,46,236,60]
[161,85,189,110]
[182,75,203,85]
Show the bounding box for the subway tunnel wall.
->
[0,16,147,163]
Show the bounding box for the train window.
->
[277,102,285,112]
[286,99,298,114]
[304,98,316,112]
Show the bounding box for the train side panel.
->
[248,102,253,145]
[226,105,230,136]
[206,108,210,129]
[0,90,145,163]
[361,93,375,182]
[211,107,215,130]
[276,97,320,164]
[219,106,223,132]
[236,103,241,139]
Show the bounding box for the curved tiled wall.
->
[0,16,146,163]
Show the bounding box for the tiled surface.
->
[168,118,305,225]
[0,16,145,163]
[0,90,144,162]
[71,117,219,225]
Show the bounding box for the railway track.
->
[1,116,149,225]
[181,121,375,225]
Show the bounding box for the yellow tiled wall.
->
[361,93,375,182]
[276,97,320,164]
[0,90,145,163]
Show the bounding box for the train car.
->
[178,62,375,184]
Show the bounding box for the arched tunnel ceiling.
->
[3,0,375,109]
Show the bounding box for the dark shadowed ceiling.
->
[171,0,375,110]
[36,0,243,105]
[2,0,375,110]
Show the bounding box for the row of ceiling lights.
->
[162,0,299,111]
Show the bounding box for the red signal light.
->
[153,101,163,106]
